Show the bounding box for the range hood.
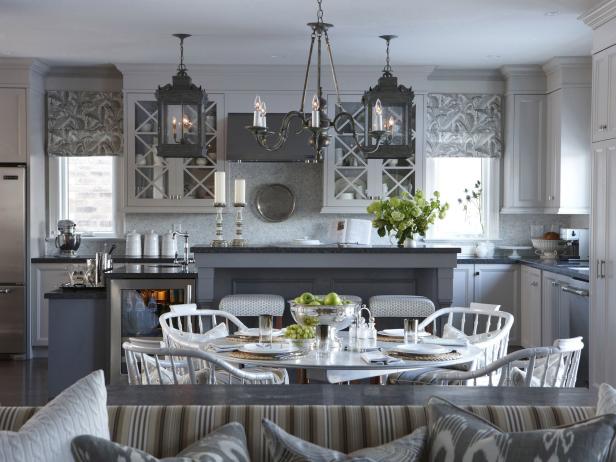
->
[227,113,315,162]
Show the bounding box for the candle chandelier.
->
[246,0,412,162]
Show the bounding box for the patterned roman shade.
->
[47,91,123,156]
[426,93,502,158]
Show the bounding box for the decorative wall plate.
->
[255,184,296,222]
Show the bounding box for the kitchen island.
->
[191,245,461,316]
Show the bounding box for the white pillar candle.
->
[311,94,320,128]
[373,98,383,131]
[253,95,262,127]
[214,171,226,204]
[234,178,246,205]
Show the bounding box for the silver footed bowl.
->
[289,301,359,331]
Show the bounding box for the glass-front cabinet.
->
[322,94,424,213]
[125,93,225,212]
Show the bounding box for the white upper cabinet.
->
[502,94,547,212]
[502,60,591,214]
[592,46,616,142]
[0,88,27,163]
[124,92,225,213]
[321,93,424,214]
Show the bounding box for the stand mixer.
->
[55,220,81,256]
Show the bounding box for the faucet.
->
[173,232,195,268]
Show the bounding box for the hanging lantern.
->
[363,35,416,159]
[156,33,208,158]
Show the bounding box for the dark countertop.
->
[520,259,590,282]
[32,255,177,264]
[104,264,198,279]
[105,384,596,407]
[457,257,519,264]
[191,244,462,254]
[44,287,107,299]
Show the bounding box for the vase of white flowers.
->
[367,190,449,247]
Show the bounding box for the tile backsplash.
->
[44,162,588,256]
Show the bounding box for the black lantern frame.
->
[156,34,208,158]
[363,35,416,159]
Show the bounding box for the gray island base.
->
[192,245,461,323]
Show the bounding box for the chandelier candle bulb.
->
[261,100,267,128]
[311,94,320,127]
[253,95,263,127]
[234,178,246,205]
[172,117,177,141]
[374,99,384,131]
[214,171,226,205]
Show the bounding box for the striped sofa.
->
[0,404,596,462]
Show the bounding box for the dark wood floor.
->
[0,358,48,406]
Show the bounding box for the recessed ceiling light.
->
[545,10,560,16]
[271,55,279,59]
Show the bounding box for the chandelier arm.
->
[253,111,306,152]
[324,30,343,109]
[300,32,317,114]
[332,111,384,155]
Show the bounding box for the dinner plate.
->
[236,328,284,337]
[239,343,299,355]
[392,343,454,355]
[379,329,430,338]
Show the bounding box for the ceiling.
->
[0,0,597,68]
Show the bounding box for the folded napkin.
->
[421,337,469,347]
[208,344,240,353]
[361,351,403,365]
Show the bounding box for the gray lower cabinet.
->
[541,271,572,346]
[452,263,521,346]
[520,265,542,347]
[30,263,71,349]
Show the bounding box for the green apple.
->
[308,300,322,306]
[323,292,343,306]
[293,296,303,304]
[300,292,315,304]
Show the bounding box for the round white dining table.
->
[207,334,482,384]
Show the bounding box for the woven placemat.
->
[386,350,462,361]
[377,335,405,343]
[227,350,308,361]
[226,335,288,343]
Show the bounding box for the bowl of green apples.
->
[289,292,359,333]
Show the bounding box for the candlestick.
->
[231,204,247,247]
[373,99,383,131]
[214,171,226,204]
[234,178,246,205]
[211,204,228,247]
[311,94,320,128]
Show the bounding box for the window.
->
[50,156,121,236]
[425,157,499,240]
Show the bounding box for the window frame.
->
[48,156,124,238]
[424,157,500,242]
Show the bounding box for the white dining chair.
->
[469,302,501,311]
[389,308,514,385]
[393,337,584,387]
[122,341,287,385]
[166,303,248,339]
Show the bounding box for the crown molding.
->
[542,56,592,74]
[46,64,121,79]
[428,68,503,82]
[580,0,616,29]
[0,57,49,74]
[500,65,545,78]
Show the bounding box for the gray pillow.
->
[598,383,616,416]
[71,422,250,462]
[427,396,616,462]
[262,418,427,462]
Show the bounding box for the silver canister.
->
[94,252,113,287]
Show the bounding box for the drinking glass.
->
[259,314,273,346]
[404,318,419,344]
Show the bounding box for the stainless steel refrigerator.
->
[0,165,26,355]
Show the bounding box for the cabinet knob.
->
[551,281,560,287]
[531,281,539,287]
[474,271,480,277]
